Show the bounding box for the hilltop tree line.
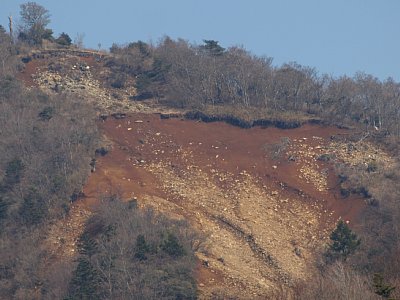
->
[108,37,400,137]
[3,1,399,138]
[2,2,72,47]
[5,2,400,138]
[107,37,400,299]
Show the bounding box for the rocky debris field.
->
[75,114,367,298]
[328,140,394,168]
[286,137,329,192]
[17,50,375,298]
[20,51,157,114]
[45,205,92,259]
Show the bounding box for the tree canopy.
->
[327,220,361,260]
[199,40,225,56]
[19,2,52,45]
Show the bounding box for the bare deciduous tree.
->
[18,2,52,45]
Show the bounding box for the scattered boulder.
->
[111,112,126,119]
[294,247,302,257]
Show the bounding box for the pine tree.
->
[55,32,72,46]
[1,158,24,192]
[373,273,396,299]
[19,188,46,226]
[77,232,98,258]
[200,40,225,56]
[161,233,186,258]
[0,196,8,222]
[68,257,101,299]
[134,234,149,260]
[327,220,361,260]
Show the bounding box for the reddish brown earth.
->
[90,114,364,221]
[17,59,41,87]
[17,54,97,87]
[17,51,366,298]
[79,114,365,298]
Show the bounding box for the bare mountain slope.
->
[18,49,378,298]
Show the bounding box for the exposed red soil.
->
[17,54,99,88]
[17,52,366,298]
[17,59,41,87]
[88,114,364,222]
[78,113,365,298]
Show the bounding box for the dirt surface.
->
[17,50,177,115]
[18,50,369,298]
[76,113,364,298]
[18,58,41,87]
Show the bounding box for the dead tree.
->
[8,15,13,44]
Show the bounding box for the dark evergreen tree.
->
[1,158,24,192]
[18,188,46,226]
[134,234,150,260]
[0,196,8,222]
[373,273,396,299]
[327,220,361,260]
[128,40,150,57]
[77,233,98,258]
[38,106,54,121]
[199,40,225,56]
[161,233,186,258]
[68,257,102,300]
[55,32,72,46]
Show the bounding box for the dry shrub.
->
[291,262,379,300]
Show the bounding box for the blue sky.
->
[2,0,399,81]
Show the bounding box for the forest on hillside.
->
[0,1,399,299]
[107,37,400,299]
[109,38,400,139]
[0,5,198,299]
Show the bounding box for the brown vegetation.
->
[0,77,98,298]
[104,37,400,139]
[1,5,400,297]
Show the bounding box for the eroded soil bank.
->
[73,113,363,298]
[17,50,368,298]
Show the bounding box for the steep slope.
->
[88,114,367,298]
[18,49,369,298]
